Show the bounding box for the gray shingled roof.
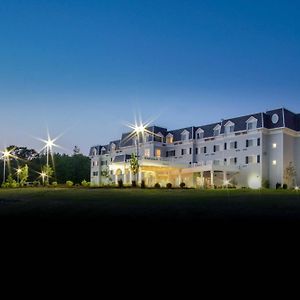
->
[90,108,300,155]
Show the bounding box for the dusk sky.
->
[0,0,299,154]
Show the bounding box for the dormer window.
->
[224,121,235,134]
[92,148,97,156]
[181,130,189,141]
[101,147,106,155]
[156,132,164,143]
[246,116,258,131]
[166,133,173,144]
[111,143,116,151]
[196,128,204,139]
[213,125,221,136]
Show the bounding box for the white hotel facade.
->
[90,108,300,189]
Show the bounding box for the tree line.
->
[0,146,90,184]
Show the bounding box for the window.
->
[272,143,277,149]
[214,129,220,136]
[257,138,261,146]
[196,129,204,139]
[181,130,189,141]
[230,141,238,149]
[156,133,163,143]
[195,148,198,155]
[144,148,150,157]
[155,149,161,157]
[189,148,192,155]
[246,139,254,147]
[213,160,220,165]
[257,155,261,164]
[246,156,257,164]
[181,149,187,155]
[166,135,173,144]
[200,146,207,154]
[213,145,220,152]
[230,157,237,165]
[100,161,107,166]
[92,171,98,176]
[225,121,235,134]
[166,150,175,157]
[224,143,227,150]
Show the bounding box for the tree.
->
[130,153,139,186]
[284,162,297,188]
[42,164,54,184]
[19,164,29,186]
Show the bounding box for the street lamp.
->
[40,172,47,186]
[16,167,22,184]
[37,132,60,184]
[1,149,13,184]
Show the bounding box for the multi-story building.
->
[90,108,300,189]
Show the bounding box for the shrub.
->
[262,179,270,189]
[282,183,288,190]
[166,183,172,189]
[118,179,124,188]
[52,181,58,187]
[276,183,282,190]
[132,180,137,188]
[33,181,40,187]
[66,180,74,187]
[154,183,161,189]
[141,180,146,189]
[81,180,90,187]
[180,182,186,189]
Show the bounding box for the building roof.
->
[90,107,300,155]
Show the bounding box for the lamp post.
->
[2,150,11,184]
[16,167,22,184]
[133,124,146,184]
[41,172,47,186]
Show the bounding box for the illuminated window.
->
[155,149,161,157]
[166,135,173,144]
[272,160,277,166]
[144,148,150,157]
[272,143,277,149]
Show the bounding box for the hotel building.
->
[90,108,300,189]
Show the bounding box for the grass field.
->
[1,187,300,226]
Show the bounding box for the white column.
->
[178,170,182,186]
[223,171,227,188]
[200,171,204,188]
[211,170,214,188]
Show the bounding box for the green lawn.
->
[1,187,300,224]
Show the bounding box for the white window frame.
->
[224,121,235,134]
[181,130,190,141]
[196,128,204,140]
[213,124,221,136]
[246,116,258,131]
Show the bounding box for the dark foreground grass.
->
[1,187,300,226]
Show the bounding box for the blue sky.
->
[0,0,299,154]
